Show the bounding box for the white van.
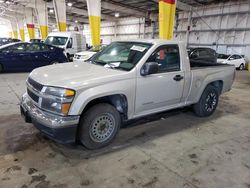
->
[44,32,86,61]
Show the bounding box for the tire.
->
[239,63,244,71]
[193,85,219,117]
[0,64,3,73]
[79,103,121,149]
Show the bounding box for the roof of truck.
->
[114,39,185,45]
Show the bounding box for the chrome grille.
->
[27,77,43,92]
[26,77,43,105]
[27,88,39,103]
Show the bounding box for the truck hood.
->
[29,62,129,89]
[76,51,96,56]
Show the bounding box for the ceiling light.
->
[6,1,11,4]
[67,2,72,7]
[49,9,54,13]
[75,20,78,23]
[115,12,120,18]
[0,0,5,3]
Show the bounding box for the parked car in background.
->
[188,47,217,64]
[21,40,235,149]
[73,45,107,63]
[44,32,86,61]
[30,39,42,43]
[0,38,21,46]
[217,54,246,70]
[0,42,68,73]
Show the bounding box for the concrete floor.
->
[0,71,249,188]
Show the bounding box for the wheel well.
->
[209,80,223,94]
[81,94,128,120]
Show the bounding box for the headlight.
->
[41,87,75,116]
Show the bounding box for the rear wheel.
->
[193,85,219,117]
[0,64,3,73]
[79,103,121,149]
[239,63,244,71]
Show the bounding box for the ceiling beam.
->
[101,1,146,18]
[46,2,117,21]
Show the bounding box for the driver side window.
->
[147,45,180,73]
[67,38,73,48]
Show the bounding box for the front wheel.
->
[239,63,244,71]
[79,103,121,149]
[193,85,219,117]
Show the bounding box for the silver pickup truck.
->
[20,39,235,149]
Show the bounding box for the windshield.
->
[44,36,68,46]
[91,42,152,71]
[218,54,230,59]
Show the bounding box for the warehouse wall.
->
[83,17,153,45]
[83,0,250,61]
[176,0,250,61]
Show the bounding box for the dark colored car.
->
[0,38,21,46]
[0,42,68,73]
[188,47,217,64]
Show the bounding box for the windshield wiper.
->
[93,60,106,65]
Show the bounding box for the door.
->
[227,55,239,67]
[7,43,32,71]
[28,43,54,69]
[135,45,185,115]
[66,37,74,55]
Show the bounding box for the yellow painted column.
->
[53,0,67,32]
[13,31,18,39]
[18,19,25,41]
[87,0,101,47]
[36,0,49,39]
[8,31,13,38]
[159,0,176,40]
[10,21,18,39]
[25,8,35,40]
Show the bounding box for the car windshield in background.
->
[218,54,230,59]
[44,36,68,46]
[91,42,152,71]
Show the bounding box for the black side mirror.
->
[141,62,159,76]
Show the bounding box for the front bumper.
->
[20,93,80,144]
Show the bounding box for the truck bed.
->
[190,60,230,70]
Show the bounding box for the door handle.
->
[173,75,184,81]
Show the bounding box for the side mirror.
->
[229,57,234,60]
[141,62,159,76]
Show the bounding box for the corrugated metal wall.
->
[83,0,250,60]
[176,0,250,60]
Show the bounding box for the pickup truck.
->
[20,39,235,149]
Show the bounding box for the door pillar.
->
[86,0,101,47]
[159,0,176,40]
